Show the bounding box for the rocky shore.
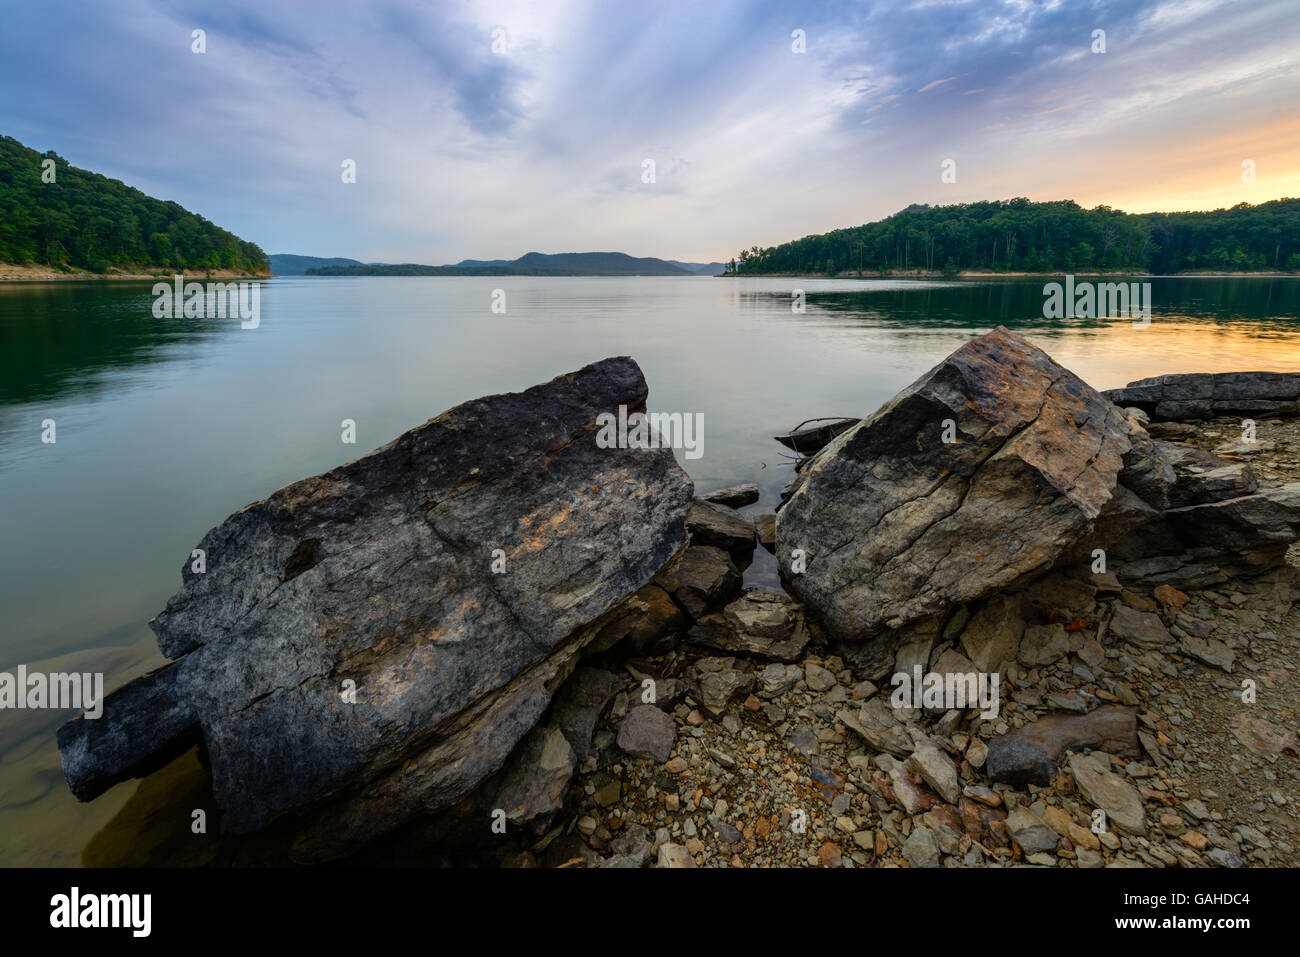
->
[60,330,1300,868]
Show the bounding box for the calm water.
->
[2,275,1299,864]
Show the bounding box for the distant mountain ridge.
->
[295,250,720,277]
[269,254,369,275]
[666,260,726,275]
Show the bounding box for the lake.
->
[2,274,1299,865]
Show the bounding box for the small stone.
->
[594,781,621,807]
[1005,807,1059,856]
[818,841,843,868]
[716,821,741,845]
[902,827,942,868]
[617,705,677,763]
[657,843,697,868]
[805,661,837,692]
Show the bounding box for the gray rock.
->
[600,823,654,868]
[759,662,801,698]
[693,661,754,717]
[61,357,693,862]
[1109,604,1170,650]
[653,545,741,621]
[617,705,676,763]
[686,500,756,568]
[805,661,837,692]
[1069,751,1145,835]
[687,590,812,661]
[701,483,760,508]
[1179,634,1235,672]
[903,826,943,867]
[788,724,820,756]
[1018,623,1070,667]
[777,327,1166,641]
[1105,371,1300,420]
[844,698,913,758]
[906,738,960,804]
[754,513,777,554]
[656,843,697,868]
[550,667,619,765]
[1005,807,1060,856]
[492,725,575,822]
[959,594,1025,672]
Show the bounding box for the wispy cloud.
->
[0,0,1294,262]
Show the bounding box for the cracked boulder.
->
[57,357,693,861]
[776,326,1168,641]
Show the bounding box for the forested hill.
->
[726,198,1300,276]
[0,134,268,274]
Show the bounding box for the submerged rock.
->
[59,356,693,861]
[701,483,760,508]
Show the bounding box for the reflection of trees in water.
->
[0,282,238,408]
[740,278,1300,334]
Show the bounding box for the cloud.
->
[0,0,1294,263]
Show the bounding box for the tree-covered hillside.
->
[0,134,267,274]
[727,198,1300,276]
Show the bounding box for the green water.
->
[2,275,1299,865]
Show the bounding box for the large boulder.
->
[776,327,1167,641]
[58,357,693,861]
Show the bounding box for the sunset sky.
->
[2,0,1297,263]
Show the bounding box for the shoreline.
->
[718,269,1300,280]
[0,263,271,282]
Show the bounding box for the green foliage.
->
[727,197,1300,275]
[0,134,267,273]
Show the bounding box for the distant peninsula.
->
[0,134,268,280]
[725,197,1300,277]
[301,251,721,277]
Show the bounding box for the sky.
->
[1,0,1297,264]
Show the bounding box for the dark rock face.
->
[59,357,693,861]
[685,500,756,568]
[985,705,1140,787]
[776,327,1165,641]
[1105,371,1300,420]
[653,545,742,620]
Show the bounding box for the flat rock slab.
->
[1108,604,1170,650]
[1068,751,1145,834]
[844,697,914,758]
[59,356,693,861]
[1105,371,1300,420]
[701,483,760,508]
[985,704,1139,787]
[777,327,1160,640]
[1228,714,1299,757]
